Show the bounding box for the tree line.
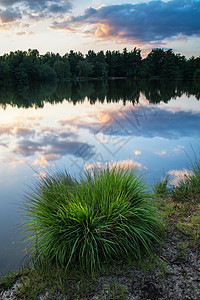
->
[0,48,200,83]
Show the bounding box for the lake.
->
[0,79,200,275]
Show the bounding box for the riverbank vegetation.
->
[1,161,200,299]
[0,48,200,84]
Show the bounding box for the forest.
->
[0,47,200,83]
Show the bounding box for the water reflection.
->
[0,79,199,108]
[0,79,200,175]
[0,79,200,275]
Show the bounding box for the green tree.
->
[162,49,179,78]
[126,47,142,77]
[38,64,57,82]
[105,50,122,77]
[24,49,41,81]
[77,60,94,78]
[54,60,71,79]
[184,56,200,79]
[0,60,10,82]
[145,48,165,77]
[95,51,108,78]
[67,50,84,77]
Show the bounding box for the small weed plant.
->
[22,167,163,271]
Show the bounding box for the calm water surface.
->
[0,79,200,275]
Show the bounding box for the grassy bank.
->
[1,163,200,299]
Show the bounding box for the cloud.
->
[16,31,26,35]
[16,31,33,35]
[14,140,42,156]
[0,8,21,23]
[0,0,20,6]
[52,0,200,43]
[172,145,185,152]
[15,127,35,137]
[0,142,8,148]
[58,104,200,141]
[85,159,144,171]
[31,140,95,168]
[12,129,95,167]
[0,123,35,137]
[0,0,71,11]
[0,0,72,24]
[1,120,95,168]
[154,150,167,156]
[33,153,60,168]
[3,154,27,168]
[48,3,71,13]
[0,126,13,136]
[45,140,95,159]
[109,159,144,170]
[168,169,193,186]
[134,150,141,156]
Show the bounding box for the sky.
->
[0,0,200,57]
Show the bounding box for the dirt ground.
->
[1,227,200,300]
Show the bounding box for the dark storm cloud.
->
[52,0,200,42]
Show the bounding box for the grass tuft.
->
[153,175,171,198]
[0,269,25,291]
[21,167,163,272]
[170,161,200,202]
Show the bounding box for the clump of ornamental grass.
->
[22,167,163,272]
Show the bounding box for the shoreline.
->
[1,195,200,299]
